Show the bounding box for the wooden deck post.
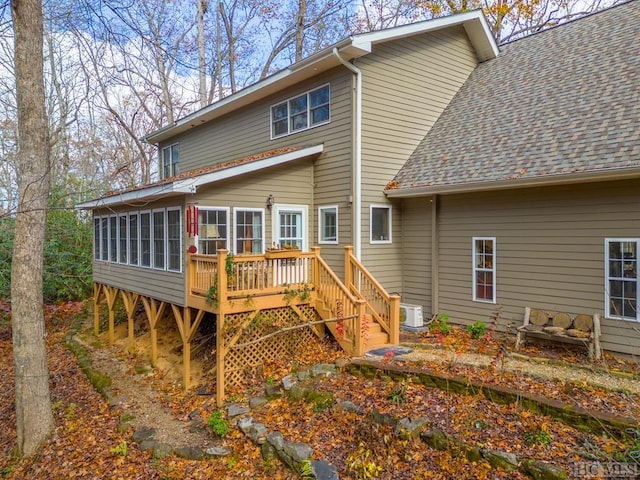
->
[344,246,353,289]
[121,291,139,353]
[103,286,119,344]
[172,305,205,391]
[217,249,228,306]
[389,294,401,345]
[311,246,321,288]
[93,283,102,336]
[354,299,366,356]
[216,313,226,406]
[142,297,166,367]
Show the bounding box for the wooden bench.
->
[515,307,602,360]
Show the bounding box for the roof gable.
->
[145,10,498,144]
[389,1,640,196]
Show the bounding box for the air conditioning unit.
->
[400,303,424,328]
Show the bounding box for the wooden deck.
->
[94,246,400,405]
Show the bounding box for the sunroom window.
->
[606,239,639,321]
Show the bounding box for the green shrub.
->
[429,313,451,335]
[466,321,488,339]
[207,410,230,437]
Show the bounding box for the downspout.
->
[332,47,362,260]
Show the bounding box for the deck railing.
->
[188,250,315,300]
[344,246,400,345]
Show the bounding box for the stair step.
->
[366,322,383,334]
[365,331,389,347]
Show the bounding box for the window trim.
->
[270,84,331,139]
[197,206,230,255]
[139,209,152,269]
[233,208,265,254]
[605,238,639,322]
[161,143,179,179]
[318,205,338,245]
[108,215,118,262]
[118,214,128,264]
[152,208,167,270]
[369,204,392,244]
[472,236,496,304]
[166,206,182,273]
[93,216,101,261]
[128,212,140,266]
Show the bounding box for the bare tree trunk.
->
[197,0,208,108]
[10,0,54,458]
[295,0,307,62]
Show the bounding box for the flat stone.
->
[247,422,269,444]
[266,432,285,451]
[227,404,249,418]
[340,400,364,414]
[132,427,156,443]
[237,417,254,434]
[420,429,455,451]
[481,448,519,472]
[396,416,430,439]
[174,446,205,460]
[335,358,349,369]
[296,370,310,381]
[311,364,336,377]
[138,439,157,452]
[283,442,313,463]
[261,442,278,462]
[520,459,568,480]
[248,396,268,409]
[265,383,283,398]
[311,460,339,480]
[288,384,309,402]
[371,409,397,427]
[206,446,232,457]
[282,374,297,390]
[152,443,173,459]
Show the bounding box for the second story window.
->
[162,144,179,179]
[271,84,330,138]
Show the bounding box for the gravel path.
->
[396,346,640,395]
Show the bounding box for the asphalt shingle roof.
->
[392,0,640,193]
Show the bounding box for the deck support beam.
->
[141,297,166,367]
[121,291,140,353]
[172,305,205,390]
[103,285,120,344]
[93,283,105,336]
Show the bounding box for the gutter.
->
[333,48,362,260]
[384,168,640,198]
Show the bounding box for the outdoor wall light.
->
[266,194,275,210]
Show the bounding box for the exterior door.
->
[273,205,307,251]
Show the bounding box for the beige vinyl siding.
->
[357,25,479,293]
[435,178,640,356]
[93,198,186,306]
[400,197,432,312]
[192,160,313,250]
[159,67,353,276]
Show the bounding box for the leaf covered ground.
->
[0,301,639,479]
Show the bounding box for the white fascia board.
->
[384,168,640,198]
[75,183,190,210]
[351,10,498,61]
[77,144,324,210]
[174,144,325,193]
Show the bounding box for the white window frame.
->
[318,205,338,245]
[128,212,140,266]
[472,237,496,304]
[370,204,392,244]
[233,208,265,254]
[93,216,101,261]
[166,207,182,273]
[272,204,308,251]
[161,143,179,179]
[605,238,639,322]
[197,207,230,255]
[152,208,166,270]
[139,209,152,268]
[108,215,118,262]
[270,84,331,139]
[118,214,128,264]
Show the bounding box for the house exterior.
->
[387,0,640,356]
[78,0,639,368]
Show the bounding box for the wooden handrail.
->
[344,246,400,345]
